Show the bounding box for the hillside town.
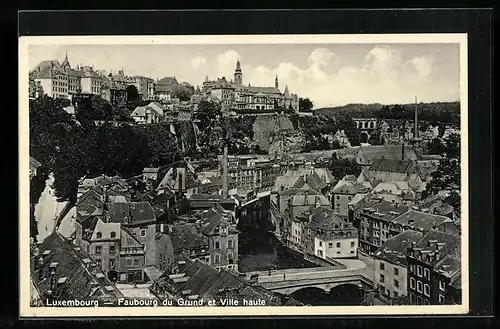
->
[29,52,462,308]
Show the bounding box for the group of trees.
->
[30,96,182,203]
[315,102,460,126]
[327,154,361,180]
[424,132,461,216]
[299,98,314,112]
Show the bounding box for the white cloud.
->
[217,46,457,108]
[216,50,240,80]
[190,56,206,69]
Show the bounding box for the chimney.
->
[222,144,229,199]
[414,96,419,139]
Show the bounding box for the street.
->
[35,173,66,242]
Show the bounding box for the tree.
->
[172,87,193,102]
[328,154,361,180]
[126,85,140,102]
[427,137,446,155]
[335,114,361,146]
[299,98,314,112]
[425,157,461,196]
[444,190,461,217]
[195,101,222,131]
[368,129,384,145]
[444,133,460,159]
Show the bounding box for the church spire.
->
[234,58,242,85]
[284,85,290,98]
[62,51,70,69]
[275,75,279,89]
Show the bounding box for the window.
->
[228,240,233,249]
[350,250,355,254]
[133,258,139,265]
[336,242,341,248]
[110,231,116,238]
[109,246,116,255]
[424,268,430,280]
[141,243,146,251]
[228,253,234,264]
[417,265,423,277]
[350,241,355,247]
[109,259,115,269]
[439,280,446,291]
[410,292,417,305]
[319,241,322,247]
[394,267,399,276]
[410,264,415,273]
[140,229,147,237]
[424,284,430,297]
[336,251,341,255]
[215,241,220,249]
[380,262,385,270]
[336,195,340,200]
[410,277,416,289]
[438,294,445,304]
[126,259,132,266]
[417,296,423,305]
[348,196,352,201]
[394,279,399,288]
[380,274,385,283]
[215,254,220,263]
[95,246,102,255]
[328,243,333,248]
[394,291,399,297]
[96,232,102,239]
[336,204,340,209]
[417,281,423,293]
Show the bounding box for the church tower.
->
[234,59,242,85]
[62,51,70,69]
[275,75,279,89]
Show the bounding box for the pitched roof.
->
[358,199,408,222]
[411,230,460,267]
[31,232,123,302]
[158,259,281,304]
[369,158,417,174]
[91,218,121,241]
[108,201,156,225]
[291,193,330,207]
[131,106,147,117]
[30,156,42,169]
[358,145,418,164]
[306,211,355,232]
[375,230,424,266]
[168,225,209,251]
[200,207,237,236]
[148,102,166,116]
[392,210,453,232]
[332,179,372,194]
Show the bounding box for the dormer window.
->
[110,231,116,238]
[96,232,102,239]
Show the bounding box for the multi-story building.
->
[163,224,211,266]
[353,199,409,254]
[373,230,424,301]
[155,76,178,102]
[200,206,239,272]
[332,175,373,216]
[31,60,69,99]
[281,190,331,252]
[304,207,359,262]
[203,60,299,113]
[406,229,461,305]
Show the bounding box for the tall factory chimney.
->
[414,96,419,139]
[222,143,229,199]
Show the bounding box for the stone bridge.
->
[242,258,374,295]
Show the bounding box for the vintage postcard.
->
[19,34,468,317]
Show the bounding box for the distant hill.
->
[314,101,460,125]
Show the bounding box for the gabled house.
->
[31,231,124,305]
[29,156,42,180]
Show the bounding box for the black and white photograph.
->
[19,33,468,317]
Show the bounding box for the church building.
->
[202,60,299,113]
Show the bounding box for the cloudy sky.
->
[29,43,460,108]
